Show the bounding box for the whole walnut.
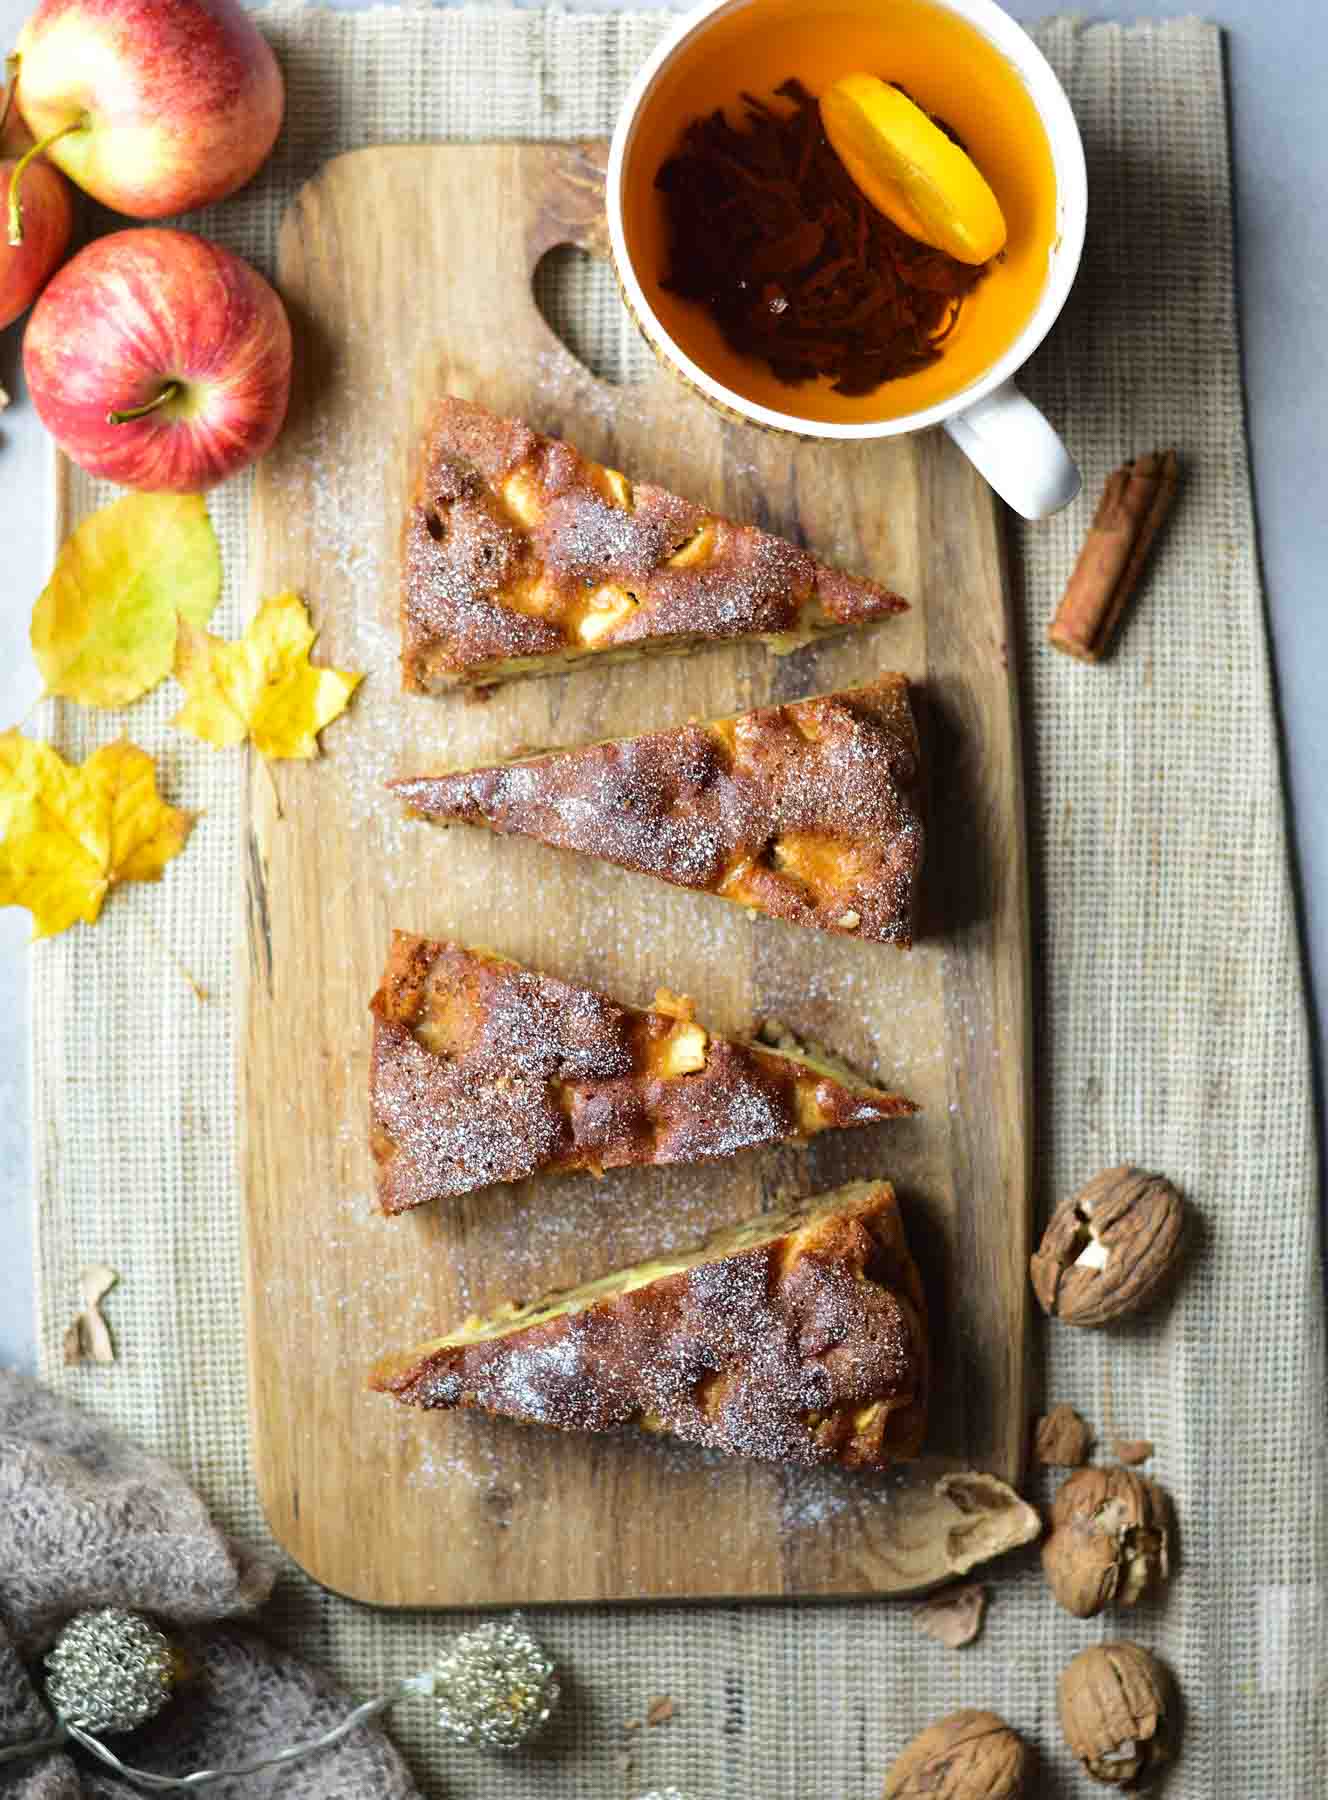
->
[883,1709,1030,1799]
[1030,1166,1185,1327]
[1042,1466,1171,1617]
[1059,1641,1173,1787]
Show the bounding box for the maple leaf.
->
[31,493,222,708]
[172,591,363,760]
[0,733,194,938]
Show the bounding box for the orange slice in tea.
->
[819,74,1007,265]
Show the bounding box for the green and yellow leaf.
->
[31,493,222,708]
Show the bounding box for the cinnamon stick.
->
[1048,449,1180,662]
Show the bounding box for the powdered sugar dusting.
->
[778,1458,916,1533]
[280,393,425,875]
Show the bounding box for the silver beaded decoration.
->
[430,1617,559,1748]
[45,1608,176,1735]
[634,1790,694,1799]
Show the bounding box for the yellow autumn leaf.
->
[0,733,194,938]
[0,729,51,839]
[172,591,363,760]
[31,493,223,708]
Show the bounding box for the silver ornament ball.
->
[431,1617,559,1749]
[45,1607,177,1735]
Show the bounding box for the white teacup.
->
[607,0,1087,519]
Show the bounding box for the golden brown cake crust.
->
[370,1181,929,1468]
[400,397,907,690]
[370,934,914,1213]
[393,674,923,945]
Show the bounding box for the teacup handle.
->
[943,379,1081,520]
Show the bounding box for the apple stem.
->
[107,382,182,426]
[7,119,82,246]
[0,54,18,142]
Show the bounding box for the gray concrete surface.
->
[2,1,1325,1371]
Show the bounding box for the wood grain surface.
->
[241,142,1033,1607]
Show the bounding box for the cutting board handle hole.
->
[532,245,653,388]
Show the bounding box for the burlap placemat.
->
[28,7,1326,1795]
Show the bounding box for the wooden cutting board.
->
[241,142,1033,1608]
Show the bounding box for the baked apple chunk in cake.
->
[370,933,915,1213]
[370,1179,928,1468]
[393,673,923,946]
[400,397,908,691]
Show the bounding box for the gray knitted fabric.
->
[0,1633,78,1797]
[0,1374,272,1656]
[2,1757,82,1800]
[0,1373,420,1799]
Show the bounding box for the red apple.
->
[1,61,33,157]
[0,110,33,157]
[14,0,283,220]
[24,227,292,491]
[0,155,73,327]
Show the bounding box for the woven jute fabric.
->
[28,8,1326,1795]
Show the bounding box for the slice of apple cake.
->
[370,1179,929,1468]
[392,673,923,945]
[370,933,914,1213]
[400,396,907,691]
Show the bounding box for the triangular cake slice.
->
[370,1179,929,1468]
[371,934,914,1214]
[401,396,907,692]
[393,674,923,946]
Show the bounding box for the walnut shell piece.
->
[1030,1166,1185,1327]
[1042,1467,1171,1618]
[1058,1641,1173,1787]
[911,1581,988,1648]
[883,1709,1030,1799]
[932,1470,1042,1574]
[1113,1438,1154,1466]
[1033,1403,1093,1467]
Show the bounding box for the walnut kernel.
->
[1058,1641,1173,1787]
[1030,1166,1185,1327]
[1042,1467,1171,1618]
[883,1709,1030,1799]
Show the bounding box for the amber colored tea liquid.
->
[622,0,1059,424]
